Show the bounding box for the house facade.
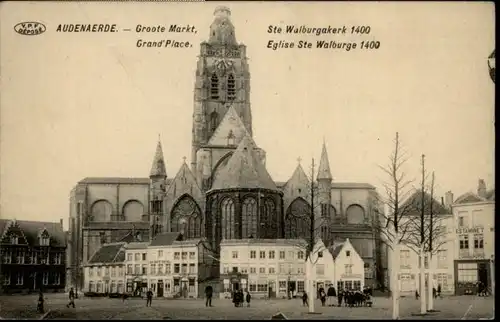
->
[146,233,216,299]
[0,219,66,294]
[330,238,365,292]
[449,179,495,295]
[83,242,126,295]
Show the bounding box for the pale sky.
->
[0,2,495,229]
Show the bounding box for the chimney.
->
[441,197,445,206]
[60,219,63,227]
[477,179,487,198]
[444,191,454,209]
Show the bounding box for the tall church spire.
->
[317,141,332,180]
[150,138,167,178]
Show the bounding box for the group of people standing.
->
[301,285,373,308]
[231,289,252,307]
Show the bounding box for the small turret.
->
[149,136,167,240]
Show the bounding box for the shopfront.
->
[454,259,491,295]
[219,272,248,299]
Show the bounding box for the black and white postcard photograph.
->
[0,1,495,320]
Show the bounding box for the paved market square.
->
[0,294,494,320]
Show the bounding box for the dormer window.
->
[40,236,50,246]
[227,130,235,145]
[10,235,18,245]
[346,250,351,257]
[39,230,50,246]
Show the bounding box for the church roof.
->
[150,139,167,177]
[210,135,278,191]
[79,177,150,185]
[317,142,332,180]
[207,105,250,146]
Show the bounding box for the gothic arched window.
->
[242,197,257,238]
[285,198,311,240]
[210,73,219,100]
[221,197,235,239]
[171,195,202,239]
[260,199,276,238]
[227,74,236,101]
[210,111,219,132]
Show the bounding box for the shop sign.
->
[340,274,362,279]
[459,254,486,260]
[456,227,484,235]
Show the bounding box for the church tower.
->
[149,137,167,240]
[191,6,253,182]
[317,141,333,244]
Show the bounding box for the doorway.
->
[269,280,276,299]
[232,282,240,292]
[157,280,164,297]
[478,262,489,289]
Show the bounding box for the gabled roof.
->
[317,142,332,180]
[207,105,251,146]
[150,232,183,247]
[329,242,345,260]
[0,219,66,247]
[210,135,278,191]
[284,163,310,187]
[165,160,202,196]
[455,189,495,204]
[150,139,167,177]
[88,242,126,264]
[402,190,449,216]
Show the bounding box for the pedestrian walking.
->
[37,291,45,314]
[437,284,442,298]
[415,289,420,300]
[205,285,213,307]
[302,292,308,307]
[146,289,153,307]
[66,287,76,308]
[246,291,251,307]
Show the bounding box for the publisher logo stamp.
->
[14,22,46,36]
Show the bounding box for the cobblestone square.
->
[0,294,495,320]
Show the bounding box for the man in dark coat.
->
[337,289,343,307]
[327,285,336,306]
[205,286,213,307]
[246,291,251,307]
[146,289,153,307]
[66,287,76,308]
[37,291,45,314]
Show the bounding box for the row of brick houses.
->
[0,219,67,294]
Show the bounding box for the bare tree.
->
[400,170,447,313]
[374,132,416,320]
